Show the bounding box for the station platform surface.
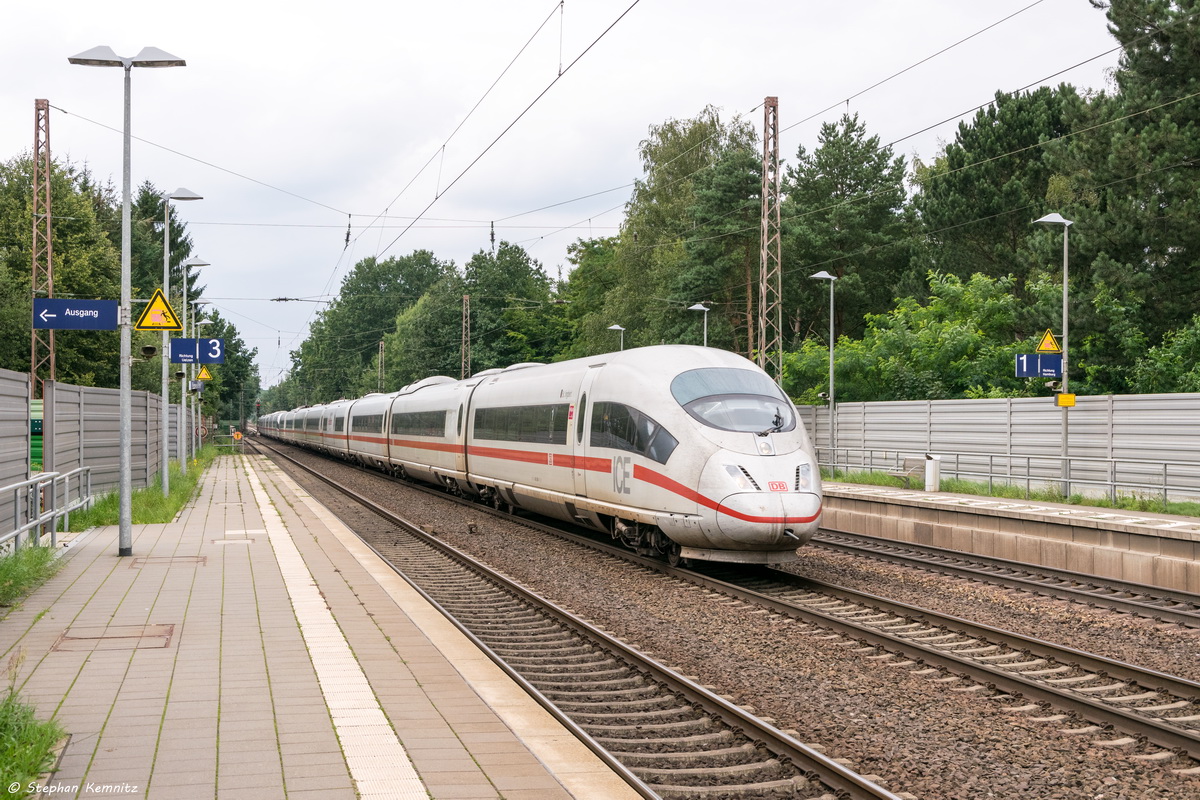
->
[0,455,640,800]
[825,480,1200,536]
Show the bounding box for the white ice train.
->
[258,345,822,564]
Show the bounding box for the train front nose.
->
[699,452,823,549]
[715,491,821,545]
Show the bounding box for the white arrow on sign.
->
[39,309,56,323]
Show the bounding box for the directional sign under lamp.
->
[170,338,226,364]
[1015,353,1063,378]
[33,298,118,330]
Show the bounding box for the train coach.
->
[260,345,822,564]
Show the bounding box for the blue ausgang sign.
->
[33,299,118,330]
[170,338,225,364]
[1015,352,1063,378]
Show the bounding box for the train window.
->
[334,417,344,432]
[391,410,447,437]
[304,415,318,430]
[351,414,385,433]
[474,404,569,445]
[591,402,636,451]
[576,394,587,443]
[590,402,676,465]
[646,427,679,464]
[670,368,796,434]
[457,404,463,436]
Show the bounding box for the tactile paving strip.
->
[245,465,426,800]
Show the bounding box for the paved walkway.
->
[0,455,639,800]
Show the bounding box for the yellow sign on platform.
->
[134,288,182,331]
[1056,393,1076,407]
[1036,329,1062,353]
[197,365,213,381]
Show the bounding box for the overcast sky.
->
[2,0,1121,389]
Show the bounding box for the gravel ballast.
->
[266,445,1200,799]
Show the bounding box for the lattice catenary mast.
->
[31,99,54,398]
[758,96,783,382]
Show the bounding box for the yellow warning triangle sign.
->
[134,288,183,331]
[1035,329,1062,353]
[197,365,213,381]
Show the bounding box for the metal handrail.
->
[1,467,93,552]
[820,446,1200,503]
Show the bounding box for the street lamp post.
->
[688,304,710,347]
[810,271,838,463]
[178,258,209,475]
[1035,213,1073,494]
[607,324,625,351]
[69,46,186,557]
[160,188,202,497]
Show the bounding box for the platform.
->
[822,481,1200,593]
[0,455,640,800]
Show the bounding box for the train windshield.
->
[671,368,796,434]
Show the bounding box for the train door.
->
[571,365,602,497]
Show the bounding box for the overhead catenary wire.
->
[374,0,644,259]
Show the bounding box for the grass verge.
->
[64,446,220,531]
[0,547,61,608]
[1,654,66,798]
[824,467,1200,517]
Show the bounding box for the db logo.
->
[768,481,788,492]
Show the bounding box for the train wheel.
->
[666,542,684,567]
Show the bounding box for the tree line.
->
[0,160,260,424]
[264,1,1198,412]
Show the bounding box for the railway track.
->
[251,440,903,799]
[810,530,1200,628]
[254,437,1200,777]
[692,564,1200,771]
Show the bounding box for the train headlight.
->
[796,463,812,489]
[724,464,753,491]
[756,438,775,456]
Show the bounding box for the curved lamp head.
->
[688,303,709,312]
[69,46,185,68]
[810,270,837,281]
[1034,213,1073,227]
[165,187,203,202]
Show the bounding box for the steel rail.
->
[253,437,1200,764]
[251,440,903,800]
[812,530,1200,628]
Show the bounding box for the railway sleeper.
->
[434,591,516,603]
[485,641,593,655]
[525,667,633,684]
[504,654,619,670]
[573,704,700,724]
[583,716,716,737]
[486,631,577,643]
[591,730,736,753]
[474,619,559,632]
[615,743,765,766]
[539,685,661,703]
[534,677,649,692]
[447,607,540,621]
[554,695,682,714]
[649,775,816,798]
[634,758,787,785]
